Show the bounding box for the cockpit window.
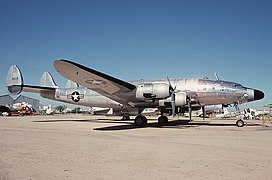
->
[233,84,242,88]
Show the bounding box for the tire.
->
[134,116,147,127]
[158,116,168,124]
[236,119,244,127]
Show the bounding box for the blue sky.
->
[0,0,271,109]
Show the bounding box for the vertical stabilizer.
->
[40,72,58,88]
[65,79,79,88]
[6,65,24,95]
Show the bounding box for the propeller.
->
[202,105,206,121]
[167,77,193,120]
[187,91,192,121]
[171,91,176,116]
[167,77,177,116]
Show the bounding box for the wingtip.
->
[54,59,66,63]
[54,59,77,67]
[56,59,72,62]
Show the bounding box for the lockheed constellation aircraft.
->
[6,59,264,127]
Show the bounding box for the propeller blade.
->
[167,77,173,92]
[187,92,192,121]
[168,76,176,116]
[171,93,175,116]
[189,104,192,121]
[202,106,205,120]
[167,77,177,93]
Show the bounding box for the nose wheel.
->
[236,119,245,127]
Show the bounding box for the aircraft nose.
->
[254,89,264,101]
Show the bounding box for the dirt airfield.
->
[0,114,272,180]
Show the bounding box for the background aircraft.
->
[6,59,264,127]
[1,102,35,116]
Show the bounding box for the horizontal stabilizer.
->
[40,72,58,88]
[6,65,57,95]
[65,79,79,88]
[6,65,24,95]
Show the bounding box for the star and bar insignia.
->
[67,91,84,102]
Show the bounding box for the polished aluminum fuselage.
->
[49,78,253,110]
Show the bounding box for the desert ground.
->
[0,114,272,180]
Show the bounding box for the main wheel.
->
[134,115,147,127]
[236,119,244,127]
[158,116,168,124]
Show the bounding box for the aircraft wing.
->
[54,59,136,105]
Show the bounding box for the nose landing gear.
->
[234,102,245,127]
[236,119,245,127]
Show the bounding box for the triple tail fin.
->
[40,72,58,88]
[65,79,79,88]
[6,65,58,95]
[6,65,24,95]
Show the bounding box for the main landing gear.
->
[122,114,130,120]
[158,116,168,124]
[134,115,169,127]
[134,115,147,126]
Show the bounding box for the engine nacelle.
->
[159,92,187,107]
[136,83,170,100]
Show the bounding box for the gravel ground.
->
[0,114,272,180]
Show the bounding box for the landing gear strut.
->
[122,114,130,120]
[234,102,245,127]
